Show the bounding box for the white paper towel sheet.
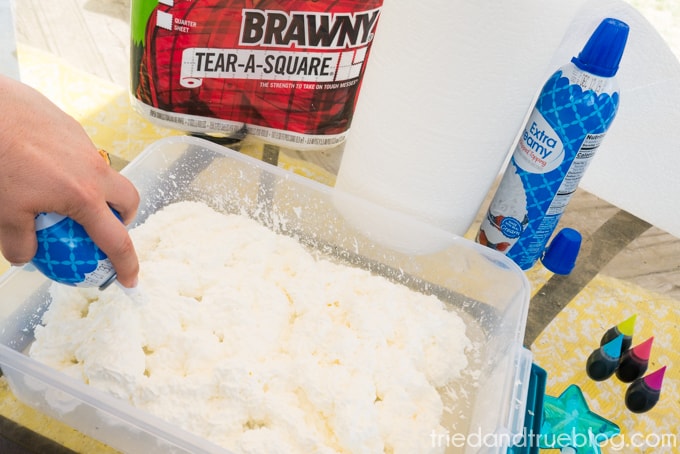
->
[571,1,680,240]
[335,0,680,253]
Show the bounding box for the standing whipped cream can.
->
[477,18,629,269]
[31,212,118,289]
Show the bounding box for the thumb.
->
[0,214,39,266]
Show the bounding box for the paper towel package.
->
[130,0,383,149]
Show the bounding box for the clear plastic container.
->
[0,136,532,454]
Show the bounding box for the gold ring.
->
[97,149,111,166]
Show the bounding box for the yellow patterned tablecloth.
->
[2,45,678,453]
[530,273,680,453]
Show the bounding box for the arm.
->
[0,74,140,287]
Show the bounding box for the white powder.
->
[30,201,472,454]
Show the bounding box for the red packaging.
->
[131,0,383,148]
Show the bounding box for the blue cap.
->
[572,18,630,77]
[602,334,624,360]
[541,228,582,275]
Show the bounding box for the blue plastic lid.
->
[571,18,630,77]
[541,228,582,275]
[602,334,624,360]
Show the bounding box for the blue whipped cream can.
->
[477,18,629,270]
[31,212,117,289]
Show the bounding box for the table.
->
[2,1,679,452]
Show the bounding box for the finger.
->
[76,206,139,288]
[0,215,39,266]
[103,168,140,226]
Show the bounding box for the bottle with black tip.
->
[586,334,623,381]
[625,366,666,413]
[600,314,636,353]
[616,336,653,383]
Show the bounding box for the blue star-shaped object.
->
[539,384,619,454]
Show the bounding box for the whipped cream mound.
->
[489,165,527,222]
[30,201,472,454]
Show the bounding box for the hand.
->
[0,75,140,288]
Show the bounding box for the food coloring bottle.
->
[616,336,654,383]
[625,366,666,413]
[586,334,623,381]
[477,18,629,269]
[601,313,636,353]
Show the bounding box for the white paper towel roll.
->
[336,0,680,254]
[334,0,590,253]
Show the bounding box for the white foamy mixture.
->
[30,201,472,453]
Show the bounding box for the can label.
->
[513,111,565,174]
[131,0,383,148]
[32,213,116,288]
